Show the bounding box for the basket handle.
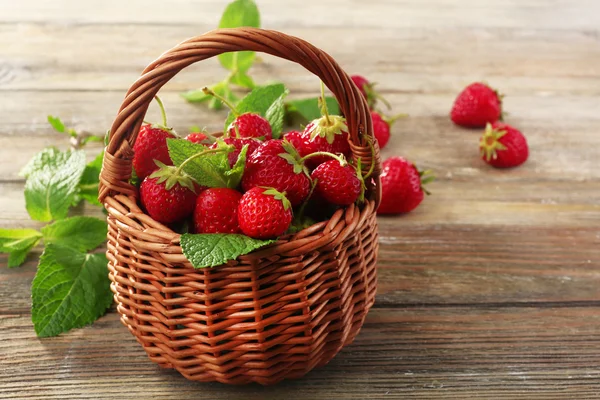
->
[99,27,382,206]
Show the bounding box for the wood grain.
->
[1,0,600,397]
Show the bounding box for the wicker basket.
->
[98,27,381,385]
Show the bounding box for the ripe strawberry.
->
[186,132,208,144]
[480,122,528,168]
[351,74,391,110]
[241,140,311,207]
[140,165,197,224]
[311,159,362,206]
[370,111,407,149]
[238,187,293,239]
[377,157,433,215]
[451,82,502,128]
[202,87,272,140]
[193,188,242,234]
[133,97,176,180]
[210,137,261,168]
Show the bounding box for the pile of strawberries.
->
[133,84,368,240]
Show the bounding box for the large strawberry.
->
[311,158,362,206]
[480,122,528,168]
[238,187,293,239]
[451,82,502,128]
[193,188,242,233]
[140,163,197,223]
[377,157,433,215]
[202,87,272,140]
[241,139,311,207]
[351,74,391,110]
[133,96,176,180]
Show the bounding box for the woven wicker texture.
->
[99,28,380,385]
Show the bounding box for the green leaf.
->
[31,244,112,337]
[224,144,248,188]
[19,147,61,178]
[229,70,256,89]
[181,233,274,269]
[47,115,66,133]
[24,149,86,222]
[218,0,260,73]
[286,97,340,122]
[265,92,288,139]
[167,139,231,188]
[77,151,103,206]
[224,83,287,131]
[0,228,42,268]
[41,216,107,252]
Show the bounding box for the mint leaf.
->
[266,92,288,139]
[167,139,231,188]
[224,83,287,131]
[181,233,274,269]
[31,244,111,337]
[0,228,42,268]
[224,144,248,188]
[41,216,107,252]
[77,151,103,206]
[24,149,86,222]
[218,0,260,73]
[229,70,255,89]
[47,115,66,133]
[19,147,61,178]
[286,97,341,122]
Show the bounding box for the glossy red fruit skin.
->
[211,137,261,168]
[311,160,361,206]
[140,177,197,223]
[238,187,292,239]
[185,132,208,144]
[284,126,351,169]
[482,123,529,168]
[193,188,242,234]
[351,75,369,99]
[241,140,310,207]
[450,82,502,128]
[371,111,391,149]
[377,157,424,215]
[227,113,272,140]
[133,125,175,180]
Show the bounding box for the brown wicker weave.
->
[98,28,380,385]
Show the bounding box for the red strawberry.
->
[133,96,176,180]
[351,74,391,110]
[202,87,272,140]
[193,188,242,233]
[480,122,528,168]
[241,140,311,207]
[210,137,261,168]
[370,111,407,149]
[238,187,293,239]
[377,157,433,215]
[451,82,502,128]
[311,159,362,206]
[186,132,208,144]
[140,166,197,224]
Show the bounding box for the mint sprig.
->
[223,83,288,131]
[0,228,43,268]
[286,97,341,122]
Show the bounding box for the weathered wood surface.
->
[1,0,600,398]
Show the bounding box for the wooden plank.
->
[1,307,600,399]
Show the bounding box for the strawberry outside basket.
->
[98,27,381,385]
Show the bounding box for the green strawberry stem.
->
[319,81,332,125]
[362,138,376,180]
[300,151,347,166]
[383,112,409,127]
[154,95,168,128]
[202,87,239,117]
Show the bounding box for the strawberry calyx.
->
[260,187,292,211]
[480,123,508,162]
[149,161,196,192]
[417,167,435,196]
[307,82,348,144]
[279,140,310,176]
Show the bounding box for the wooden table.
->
[2,0,600,398]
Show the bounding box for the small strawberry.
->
[311,158,362,206]
[377,157,434,215]
[193,188,242,233]
[186,132,209,144]
[140,163,197,224]
[202,87,272,140]
[370,111,407,149]
[133,96,176,180]
[480,122,528,168]
[210,137,261,168]
[241,139,311,207]
[351,74,391,110]
[451,82,502,128]
[238,187,293,239]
